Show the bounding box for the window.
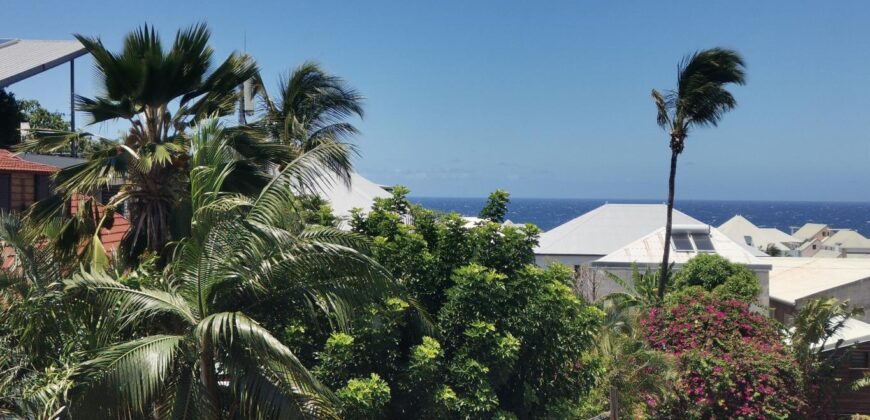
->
[812,244,818,250]
[692,233,715,251]
[672,232,694,251]
[34,174,51,201]
[743,235,753,246]
[672,232,716,252]
[0,174,10,211]
[849,351,870,370]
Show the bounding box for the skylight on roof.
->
[671,232,716,253]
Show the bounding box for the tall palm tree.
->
[651,48,746,298]
[62,120,402,418]
[19,23,267,262]
[257,62,364,184]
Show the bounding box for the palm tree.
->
[19,23,266,263]
[651,48,746,298]
[62,120,402,418]
[256,62,364,183]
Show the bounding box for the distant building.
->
[768,257,870,323]
[590,224,771,305]
[719,215,801,256]
[534,204,770,304]
[817,229,870,258]
[534,204,703,268]
[793,222,833,243]
[310,171,391,228]
[813,317,870,416]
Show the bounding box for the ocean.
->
[410,197,870,237]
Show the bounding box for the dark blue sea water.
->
[410,198,870,237]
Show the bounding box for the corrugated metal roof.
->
[311,171,391,218]
[591,226,769,268]
[20,153,86,169]
[534,204,702,256]
[768,257,870,304]
[0,39,87,87]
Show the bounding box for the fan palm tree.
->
[62,120,402,418]
[651,48,746,298]
[256,62,364,184]
[18,23,270,263]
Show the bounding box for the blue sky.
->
[4,1,870,200]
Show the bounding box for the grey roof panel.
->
[0,39,87,87]
[20,153,86,169]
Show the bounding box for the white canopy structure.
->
[0,38,87,130]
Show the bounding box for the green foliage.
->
[337,373,392,419]
[339,192,603,418]
[18,99,69,132]
[0,89,21,148]
[479,188,510,223]
[788,297,864,416]
[763,243,783,257]
[672,254,761,302]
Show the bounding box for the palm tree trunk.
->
[200,339,222,418]
[658,149,679,298]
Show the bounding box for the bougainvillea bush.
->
[642,290,805,418]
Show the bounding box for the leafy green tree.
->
[61,120,400,418]
[479,189,510,223]
[671,254,760,302]
[651,48,746,297]
[0,89,22,148]
[331,188,602,418]
[18,99,69,132]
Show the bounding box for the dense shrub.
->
[672,253,761,301]
[320,187,603,418]
[642,290,805,418]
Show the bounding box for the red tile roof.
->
[69,194,131,253]
[0,149,58,173]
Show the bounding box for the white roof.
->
[535,204,702,256]
[313,171,390,217]
[817,318,870,352]
[591,225,769,268]
[768,257,870,304]
[821,229,870,249]
[718,215,800,251]
[793,223,828,241]
[0,39,87,87]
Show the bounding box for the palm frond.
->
[76,335,185,415]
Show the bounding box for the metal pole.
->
[70,59,77,157]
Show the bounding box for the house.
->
[816,230,870,258]
[768,257,870,323]
[793,222,833,243]
[814,318,870,415]
[0,149,57,210]
[534,204,703,268]
[310,171,391,227]
[718,215,801,256]
[590,224,772,305]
